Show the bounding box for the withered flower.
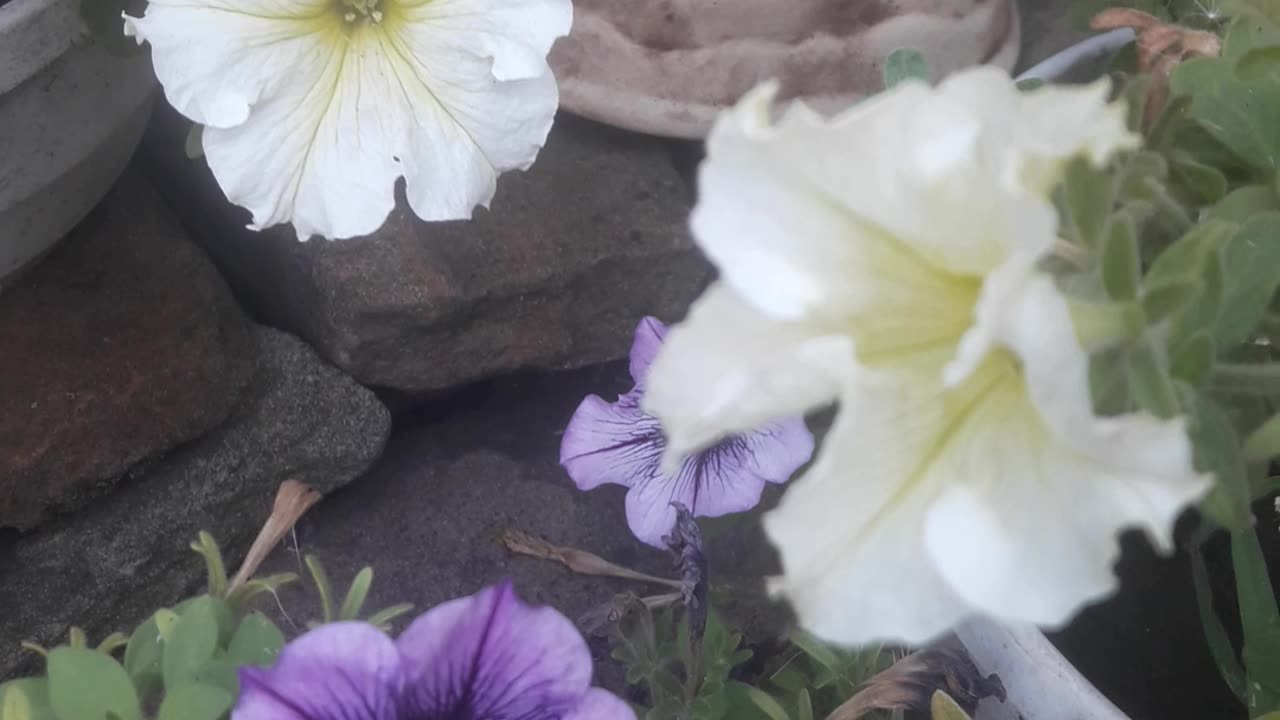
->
[827,646,1005,720]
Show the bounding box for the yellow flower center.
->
[337,0,384,24]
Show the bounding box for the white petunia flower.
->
[125,0,572,240]
[644,68,1212,646]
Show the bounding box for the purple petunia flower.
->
[560,317,815,548]
[232,581,633,720]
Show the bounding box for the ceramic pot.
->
[0,0,155,283]
[549,0,1022,138]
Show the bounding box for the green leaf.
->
[1170,55,1280,173]
[1089,346,1133,416]
[1142,279,1201,326]
[1170,152,1229,205]
[161,597,222,692]
[1062,157,1115,250]
[1102,215,1140,301]
[1192,397,1254,530]
[1015,77,1045,91]
[305,555,336,624]
[724,683,790,720]
[0,683,30,720]
[883,48,928,89]
[1126,337,1180,418]
[1244,411,1280,462]
[1207,212,1280,347]
[339,568,374,621]
[1205,185,1280,223]
[1171,332,1215,387]
[787,631,841,677]
[122,618,160,692]
[191,658,239,698]
[156,684,233,720]
[794,689,813,720]
[1190,529,1249,699]
[0,680,54,720]
[190,532,228,599]
[153,609,179,643]
[930,691,973,720]
[95,633,128,657]
[366,604,415,633]
[1233,531,1280,681]
[226,613,285,668]
[47,648,140,720]
[225,572,298,614]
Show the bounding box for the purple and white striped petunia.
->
[232,581,633,720]
[560,317,815,548]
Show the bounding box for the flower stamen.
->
[339,0,383,24]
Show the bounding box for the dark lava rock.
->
[0,326,391,679]
[140,105,711,393]
[0,169,256,529]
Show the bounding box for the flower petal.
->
[763,366,972,646]
[232,622,402,720]
[123,0,331,129]
[386,3,566,222]
[693,83,1016,326]
[629,316,668,387]
[644,283,852,457]
[560,393,663,492]
[923,276,1211,624]
[396,581,597,718]
[132,0,569,240]
[936,69,1138,192]
[397,0,572,82]
[563,688,636,720]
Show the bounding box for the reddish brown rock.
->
[0,169,256,529]
[139,106,710,393]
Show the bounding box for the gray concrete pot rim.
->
[0,0,86,96]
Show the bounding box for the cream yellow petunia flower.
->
[125,0,571,240]
[644,68,1212,645]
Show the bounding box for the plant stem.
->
[1212,363,1280,395]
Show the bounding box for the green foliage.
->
[882,49,929,89]
[2,533,411,720]
[609,594,893,720]
[1054,6,1280,713]
[303,556,413,630]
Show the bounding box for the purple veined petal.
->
[231,622,402,720]
[560,392,665,492]
[396,581,597,720]
[740,417,815,485]
[563,688,637,720]
[628,316,669,387]
[623,421,813,548]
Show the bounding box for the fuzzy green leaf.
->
[1191,397,1254,530]
[1063,157,1115,250]
[226,613,285,668]
[47,648,140,720]
[156,684,233,720]
[161,598,221,692]
[1102,215,1141,301]
[339,568,374,621]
